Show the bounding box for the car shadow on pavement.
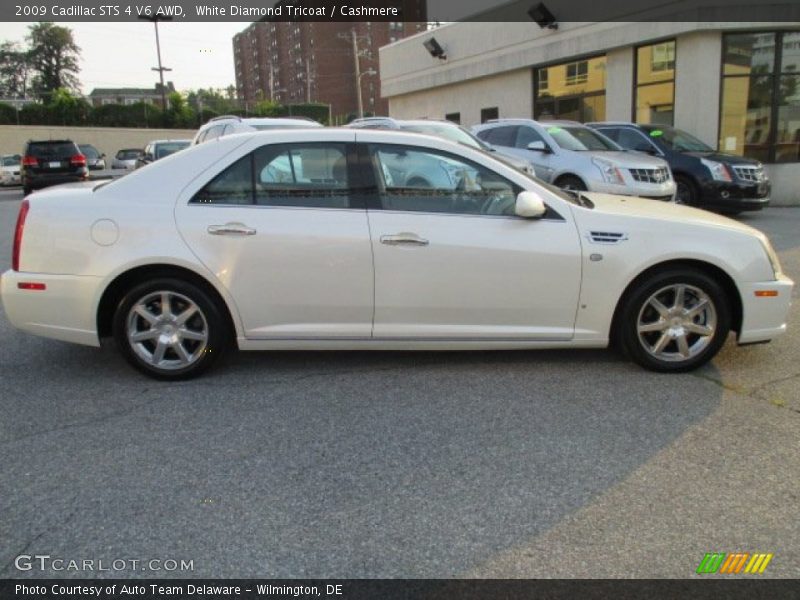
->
[0,333,725,578]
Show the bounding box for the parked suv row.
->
[588,122,770,213]
[473,119,676,201]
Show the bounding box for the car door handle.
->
[207,223,256,236]
[380,233,429,246]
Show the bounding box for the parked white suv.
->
[193,115,322,145]
[473,119,676,201]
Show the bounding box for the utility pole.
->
[350,29,363,118]
[305,58,312,103]
[338,27,372,119]
[139,14,173,112]
[268,63,274,102]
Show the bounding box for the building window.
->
[720,31,800,163]
[565,61,588,85]
[481,107,499,123]
[534,55,606,122]
[445,112,461,124]
[635,40,676,125]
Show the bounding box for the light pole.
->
[357,69,376,119]
[139,14,173,112]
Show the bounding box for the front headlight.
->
[592,157,624,185]
[700,158,733,182]
[760,237,783,280]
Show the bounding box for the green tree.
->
[164,91,194,128]
[0,41,31,98]
[47,87,90,125]
[27,22,81,101]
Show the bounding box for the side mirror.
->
[100,153,106,158]
[527,141,549,152]
[514,191,547,219]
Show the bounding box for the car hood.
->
[491,150,530,170]
[681,151,762,166]
[580,192,765,238]
[583,150,668,169]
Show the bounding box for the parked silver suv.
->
[193,115,322,145]
[472,119,676,201]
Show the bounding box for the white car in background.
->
[1,129,792,379]
[192,115,323,145]
[111,148,142,170]
[1,154,21,186]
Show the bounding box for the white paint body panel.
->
[0,129,792,358]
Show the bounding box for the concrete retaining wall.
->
[0,125,197,157]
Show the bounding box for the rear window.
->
[250,124,315,131]
[2,155,20,166]
[79,145,100,158]
[155,142,190,159]
[27,142,78,158]
[117,149,141,160]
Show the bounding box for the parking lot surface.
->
[0,187,798,578]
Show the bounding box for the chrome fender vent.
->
[587,231,628,244]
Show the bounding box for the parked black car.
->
[588,122,770,213]
[21,139,88,196]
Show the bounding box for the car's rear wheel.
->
[618,269,730,372]
[112,278,229,380]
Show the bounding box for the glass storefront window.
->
[635,41,676,125]
[534,55,606,122]
[720,31,800,163]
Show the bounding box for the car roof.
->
[587,121,641,127]
[27,139,74,144]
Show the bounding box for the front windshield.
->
[546,125,620,151]
[401,124,483,149]
[642,125,713,152]
[155,142,190,159]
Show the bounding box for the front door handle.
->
[207,222,256,236]
[380,232,429,246]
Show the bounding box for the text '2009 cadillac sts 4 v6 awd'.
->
[1,129,793,379]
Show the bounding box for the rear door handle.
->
[380,233,429,246]
[207,222,256,236]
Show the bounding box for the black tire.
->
[112,278,230,380]
[23,185,32,196]
[674,175,698,206]
[618,268,730,373]
[555,175,587,192]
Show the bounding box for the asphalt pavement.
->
[0,187,798,578]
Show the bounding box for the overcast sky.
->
[0,22,247,94]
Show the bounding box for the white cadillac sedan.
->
[1,129,793,380]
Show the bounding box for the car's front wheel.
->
[618,269,731,372]
[112,278,229,380]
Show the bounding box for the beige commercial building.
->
[380,22,800,204]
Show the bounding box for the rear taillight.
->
[70,154,86,167]
[12,199,29,272]
[22,155,38,167]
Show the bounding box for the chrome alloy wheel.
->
[126,291,209,370]
[636,284,717,363]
